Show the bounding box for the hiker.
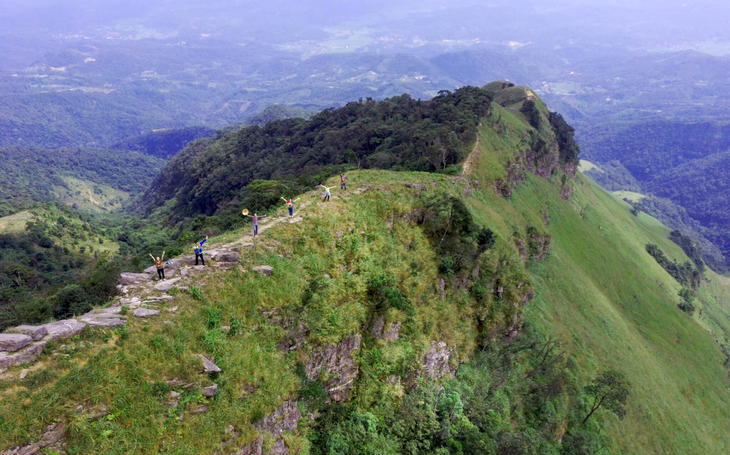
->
[319,184,332,202]
[281,197,300,217]
[246,212,267,236]
[194,236,208,266]
[149,251,166,280]
[340,173,347,190]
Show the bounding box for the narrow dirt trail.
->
[461,123,482,178]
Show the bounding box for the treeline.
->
[110,126,217,159]
[141,86,493,220]
[0,146,165,214]
[646,243,701,290]
[0,205,121,330]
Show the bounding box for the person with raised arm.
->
[319,184,332,202]
[149,251,166,280]
[245,212,267,237]
[281,197,300,217]
[194,236,208,266]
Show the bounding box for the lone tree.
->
[582,370,630,425]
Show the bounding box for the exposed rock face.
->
[423,341,453,379]
[0,334,32,353]
[371,317,401,342]
[252,266,274,277]
[0,421,65,455]
[119,272,153,285]
[215,252,240,263]
[529,234,551,262]
[154,278,181,292]
[234,436,263,455]
[306,334,362,402]
[0,342,45,368]
[78,308,126,328]
[515,238,527,263]
[42,320,86,341]
[10,326,48,341]
[132,308,160,318]
[254,400,302,454]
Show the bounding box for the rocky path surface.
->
[0,210,305,374]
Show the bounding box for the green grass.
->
[4,98,730,454]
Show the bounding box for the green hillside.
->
[0,146,166,215]
[3,85,730,454]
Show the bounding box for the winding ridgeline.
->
[3,83,730,455]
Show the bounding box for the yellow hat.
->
[242,209,249,216]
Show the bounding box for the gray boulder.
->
[197,354,222,373]
[216,252,240,263]
[0,341,47,368]
[133,308,160,318]
[41,320,86,342]
[155,278,181,292]
[10,325,48,341]
[252,266,274,277]
[79,313,127,328]
[119,272,153,285]
[0,334,32,352]
[201,383,219,397]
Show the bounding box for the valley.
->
[2,84,730,454]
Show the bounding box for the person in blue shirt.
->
[281,197,300,217]
[194,236,208,266]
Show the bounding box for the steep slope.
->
[2,85,730,454]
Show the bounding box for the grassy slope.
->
[52,176,130,213]
[3,93,730,454]
[467,102,730,454]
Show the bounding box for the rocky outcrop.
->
[234,436,263,455]
[306,334,362,402]
[529,234,551,262]
[252,266,274,277]
[214,252,240,263]
[132,308,160,318]
[42,319,86,341]
[0,334,32,353]
[258,400,301,435]
[119,272,153,285]
[8,326,47,341]
[422,341,453,379]
[371,317,401,342]
[1,319,88,368]
[0,421,65,455]
[154,278,181,292]
[78,307,126,328]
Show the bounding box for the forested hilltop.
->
[4,83,730,455]
[0,147,165,216]
[141,85,578,225]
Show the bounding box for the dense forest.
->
[0,204,121,330]
[0,146,165,215]
[110,126,217,160]
[581,121,730,268]
[141,86,494,220]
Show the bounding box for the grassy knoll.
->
[3,91,730,454]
